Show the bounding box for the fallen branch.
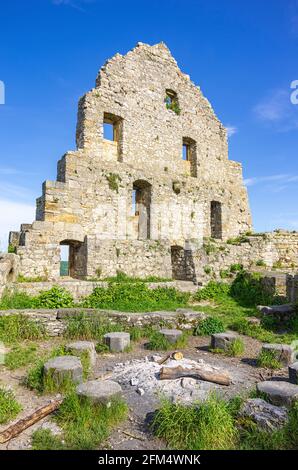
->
[0,399,63,444]
[159,365,231,386]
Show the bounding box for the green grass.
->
[0,315,45,344]
[0,387,22,424]
[256,349,282,369]
[103,272,172,283]
[64,314,125,341]
[31,428,64,450]
[4,343,38,369]
[82,282,190,312]
[153,394,237,450]
[0,290,36,310]
[31,393,128,450]
[147,330,189,351]
[0,286,74,310]
[153,394,298,450]
[192,277,297,344]
[226,338,245,357]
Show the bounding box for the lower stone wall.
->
[0,307,205,337]
[8,279,183,301]
[0,254,19,297]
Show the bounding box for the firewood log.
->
[159,365,231,386]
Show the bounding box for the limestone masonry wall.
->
[7,42,251,282]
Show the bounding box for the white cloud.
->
[52,0,94,11]
[0,199,35,252]
[0,181,36,202]
[243,174,289,187]
[226,125,238,138]
[253,88,298,132]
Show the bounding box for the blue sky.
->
[0,0,298,249]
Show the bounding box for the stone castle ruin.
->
[7,42,252,282]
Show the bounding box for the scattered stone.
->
[150,354,162,362]
[240,398,288,431]
[130,378,139,386]
[104,332,130,352]
[289,362,298,385]
[65,341,96,366]
[262,343,295,366]
[181,377,197,390]
[136,388,145,396]
[247,317,261,326]
[76,380,122,405]
[257,381,298,407]
[210,332,238,351]
[44,356,83,386]
[159,328,182,344]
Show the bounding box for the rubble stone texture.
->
[210,332,238,351]
[76,379,122,405]
[7,42,251,282]
[257,380,298,407]
[289,362,298,385]
[43,356,83,386]
[65,341,97,366]
[240,398,288,431]
[159,328,183,343]
[262,343,295,366]
[104,332,130,352]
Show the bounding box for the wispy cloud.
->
[226,125,238,138]
[52,0,94,12]
[289,0,298,36]
[243,174,289,187]
[253,88,298,132]
[0,167,36,176]
[0,181,37,202]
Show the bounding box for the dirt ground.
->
[0,334,289,451]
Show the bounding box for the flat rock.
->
[104,332,130,352]
[289,362,298,385]
[159,328,182,344]
[44,356,83,386]
[210,332,238,351]
[240,398,288,431]
[65,341,96,366]
[257,380,298,407]
[76,379,122,405]
[262,343,295,366]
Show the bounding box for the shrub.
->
[82,282,189,312]
[0,387,22,424]
[230,271,277,307]
[220,269,231,279]
[226,236,250,245]
[255,259,266,267]
[193,281,230,301]
[203,265,212,275]
[257,349,282,369]
[33,286,74,309]
[152,394,237,450]
[230,263,243,273]
[194,317,225,336]
[0,315,45,344]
